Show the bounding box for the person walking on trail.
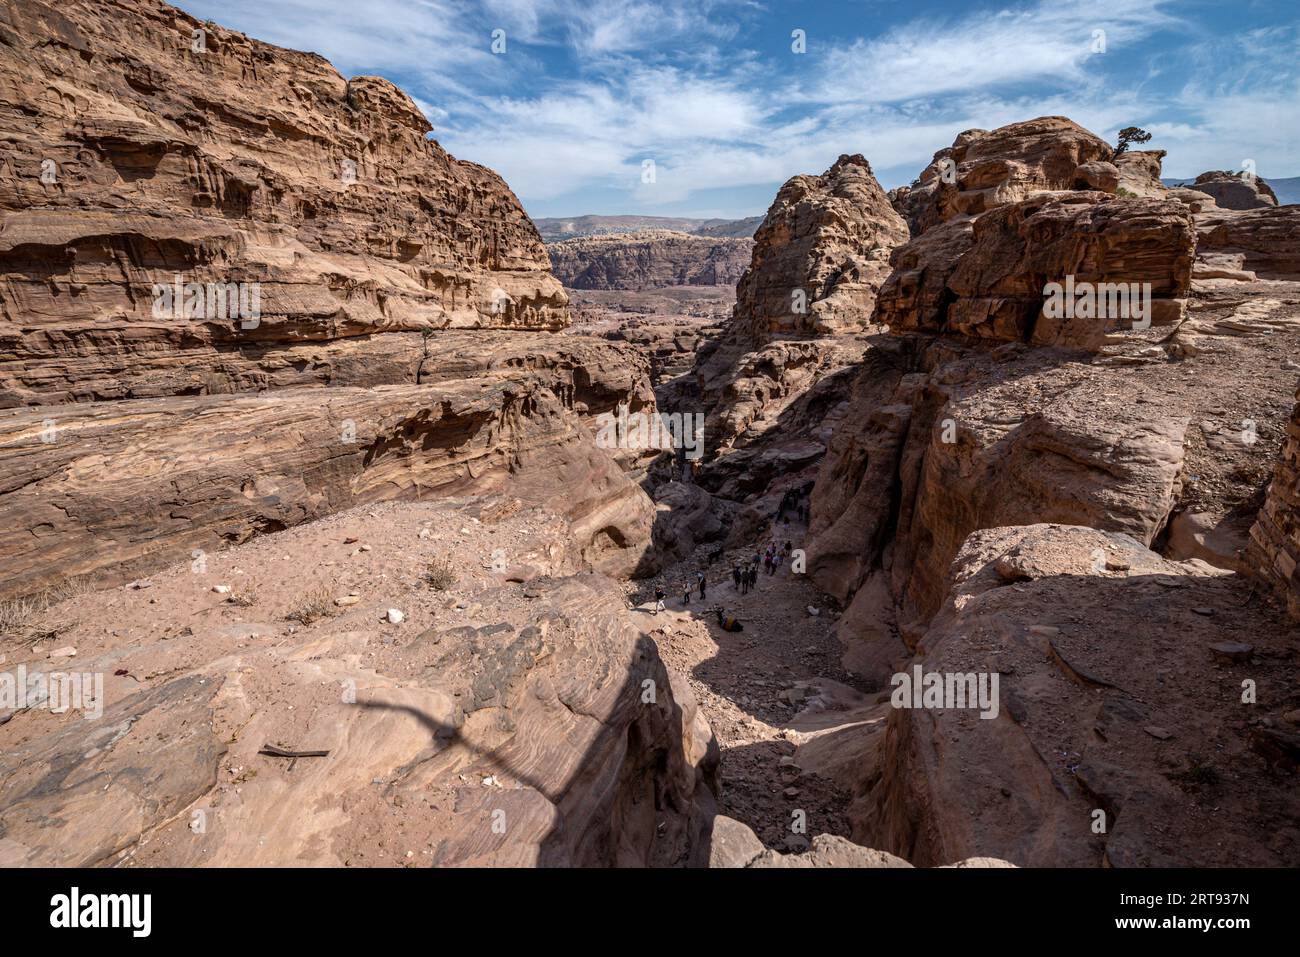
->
[682,580,692,605]
[697,571,706,601]
[653,587,666,616]
[732,563,742,591]
[747,563,758,592]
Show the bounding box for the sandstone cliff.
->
[0,0,568,411]
[790,120,1300,867]
[0,0,722,871]
[673,154,909,475]
[0,0,667,596]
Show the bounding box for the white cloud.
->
[174,0,1300,214]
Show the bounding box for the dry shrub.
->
[0,578,91,646]
[423,557,458,591]
[285,586,337,625]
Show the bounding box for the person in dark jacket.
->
[697,571,706,600]
[732,563,742,591]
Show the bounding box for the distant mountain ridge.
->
[535,214,763,241]
[1163,176,1300,206]
[547,230,753,289]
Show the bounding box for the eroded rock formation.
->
[1251,384,1300,618]
[0,0,668,596]
[860,524,1300,867]
[889,117,1116,236]
[675,155,909,482]
[876,192,1194,349]
[0,0,572,411]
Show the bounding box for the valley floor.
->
[627,519,875,851]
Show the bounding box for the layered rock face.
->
[0,370,660,601]
[535,214,760,241]
[1194,205,1300,281]
[0,0,668,598]
[0,0,568,410]
[877,192,1195,349]
[0,498,718,866]
[731,154,909,340]
[675,155,909,476]
[1187,170,1280,210]
[1250,385,1300,617]
[547,231,752,290]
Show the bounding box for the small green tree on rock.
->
[1113,127,1153,158]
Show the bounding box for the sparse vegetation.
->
[228,590,258,608]
[285,586,337,625]
[422,557,458,591]
[0,578,90,646]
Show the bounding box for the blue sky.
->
[173,0,1300,219]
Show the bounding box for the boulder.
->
[1187,171,1279,210]
[859,524,1300,867]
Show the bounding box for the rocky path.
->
[627,520,874,851]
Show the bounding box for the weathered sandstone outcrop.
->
[890,117,1115,236]
[1113,150,1168,197]
[0,498,718,866]
[805,119,1297,667]
[858,524,1300,867]
[731,155,908,340]
[676,155,908,477]
[1250,384,1300,617]
[876,192,1195,349]
[0,0,567,411]
[1193,205,1300,281]
[547,231,752,290]
[0,373,658,600]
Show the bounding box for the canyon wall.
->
[547,230,752,290]
[0,0,571,409]
[0,0,667,595]
[0,0,723,869]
